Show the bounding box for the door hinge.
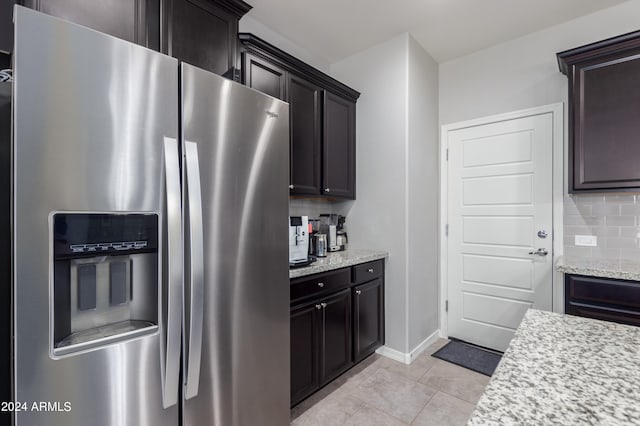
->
[445,224,449,237]
[445,300,448,312]
[446,148,448,161]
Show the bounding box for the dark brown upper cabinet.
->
[239,33,360,200]
[323,91,355,198]
[241,52,286,100]
[162,0,251,77]
[1,1,16,54]
[558,31,640,192]
[288,74,322,195]
[21,0,159,49]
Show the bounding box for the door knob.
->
[315,304,322,310]
[289,184,294,190]
[355,290,362,295]
[324,188,330,193]
[537,230,548,239]
[529,248,548,256]
[320,303,327,309]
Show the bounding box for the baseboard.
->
[375,346,410,364]
[408,330,440,362]
[376,330,441,365]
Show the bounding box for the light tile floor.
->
[291,339,490,426]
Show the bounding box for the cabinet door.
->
[290,302,321,406]
[0,1,16,54]
[353,278,384,362]
[242,52,286,100]
[570,48,640,191]
[323,91,355,199]
[161,0,240,76]
[319,289,352,385]
[288,74,322,195]
[22,0,156,48]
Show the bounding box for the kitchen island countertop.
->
[289,249,388,279]
[468,309,640,425]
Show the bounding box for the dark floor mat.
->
[431,340,502,376]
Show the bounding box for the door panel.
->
[447,112,553,351]
[320,289,352,385]
[13,8,178,425]
[288,74,322,195]
[353,278,384,362]
[181,63,290,426]
[242,52,286,100]
[162,0,238,75]
[290,303,320,406]
[323,91,355,198]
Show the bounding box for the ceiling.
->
[245,0,630,64]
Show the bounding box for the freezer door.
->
[12,7,180,426]
[181,63,290,426]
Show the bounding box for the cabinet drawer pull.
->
[315,304,322,310]
[324,188,330,193]
[320,303,327,308]
[367,268,374,273]
[355,290,362,295]
[317,282,324,288]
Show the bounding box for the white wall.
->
[407,36,439,351]
[331,34,409,352]
[439,0,640,126]
[331,34,439,355]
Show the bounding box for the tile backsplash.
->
[564,194,640,260]
[289,198,353,219]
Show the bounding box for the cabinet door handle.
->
[315,304,322,310]
[355,290,362,295]
[289,184,294,190]
[320,302,327,309]
[324,188,330,193]
[367,268,374,273]
[317,282,324,288]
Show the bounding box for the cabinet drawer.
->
[567,302,640,327]
[352,260,383,285]
[291,268,350,303]
[566,275,640,310]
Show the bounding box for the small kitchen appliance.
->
[289,216,309,265]
[319,214,340,252]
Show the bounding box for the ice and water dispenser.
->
[52,213,159,356]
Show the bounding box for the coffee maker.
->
[289,216,309,265]
[319,214,347,252]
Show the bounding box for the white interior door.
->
[446,112,553,352]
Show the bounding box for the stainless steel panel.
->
[181,63,290,426]
[184,141,204,400]
[13,7,179,425]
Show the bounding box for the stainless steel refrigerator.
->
[9,6,290,426]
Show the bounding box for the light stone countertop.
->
[555,255,640,281]
[468,309,640,425]
[289,249,388,279]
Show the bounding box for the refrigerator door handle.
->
[184,141,204,399]
[163,137,183,408]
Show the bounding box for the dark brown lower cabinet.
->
[565,274,640,327]
[290,261,385,407]
[319,289,353,385]
[290,303,320,405]
[290,289,352,406]
[353,278,384,362]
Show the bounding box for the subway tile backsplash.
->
[564,194,640,260]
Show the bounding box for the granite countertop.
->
[289,249,388,279]
[555,255,640,281]
[468,309,640,425]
